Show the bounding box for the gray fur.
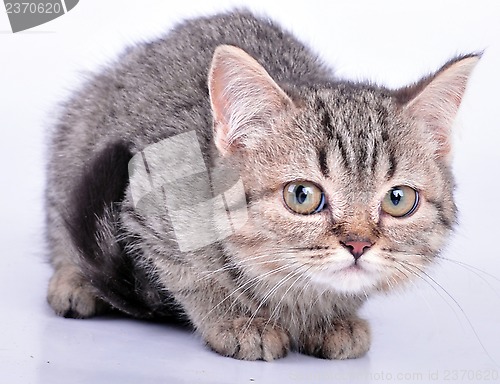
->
[45,10,479,360]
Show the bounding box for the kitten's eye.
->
[381,186,419,217]
[283,181,325,215]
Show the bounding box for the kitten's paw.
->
[302,317,371,360]
[204,317,290,361]
[47,266,106,319]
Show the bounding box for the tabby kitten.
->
[46,11,479,361]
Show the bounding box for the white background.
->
[1,1,499,383]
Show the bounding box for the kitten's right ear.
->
[208,45,294,156]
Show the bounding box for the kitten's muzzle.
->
[340,240,373,261]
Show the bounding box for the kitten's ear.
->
[398,54,481,163]
[208,45,294,155]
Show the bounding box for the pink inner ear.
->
[209,62,230,128]
[209,74,231,151]
[208,45,294,156]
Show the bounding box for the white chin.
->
[312,265,383,294]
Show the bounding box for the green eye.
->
[381,186,419,217]
[283,181,325,215]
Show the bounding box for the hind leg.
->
[46,141,132,318]
[47,263,107,318]
[46,207,107,318]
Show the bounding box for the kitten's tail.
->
[64,141,184,321]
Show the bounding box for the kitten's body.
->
[46,11,478,360]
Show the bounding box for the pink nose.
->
[341,240,372,260]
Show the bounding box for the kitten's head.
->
[208,45,479,295]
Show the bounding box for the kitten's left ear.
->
[398,53,481,163]
[208,45,294,156]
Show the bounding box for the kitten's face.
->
[209,45,477,296]
[227,87,456,294]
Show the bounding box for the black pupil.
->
[391,189,404,206]
[296,186,309,204]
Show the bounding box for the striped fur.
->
[45,10,479,360]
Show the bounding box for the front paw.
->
[301,317,371,360]
[203,317,290,361]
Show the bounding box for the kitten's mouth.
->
[338,262,371,276]
[313,260,384,293]
[342,263,363,272]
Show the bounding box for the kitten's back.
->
[52,11,333,160]
[45,10,335,317]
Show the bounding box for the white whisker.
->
[241,266,306,335]
[201,263,293,322]
[264,265,315,330]
[436,256,500,298]
[397,260,497,365]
